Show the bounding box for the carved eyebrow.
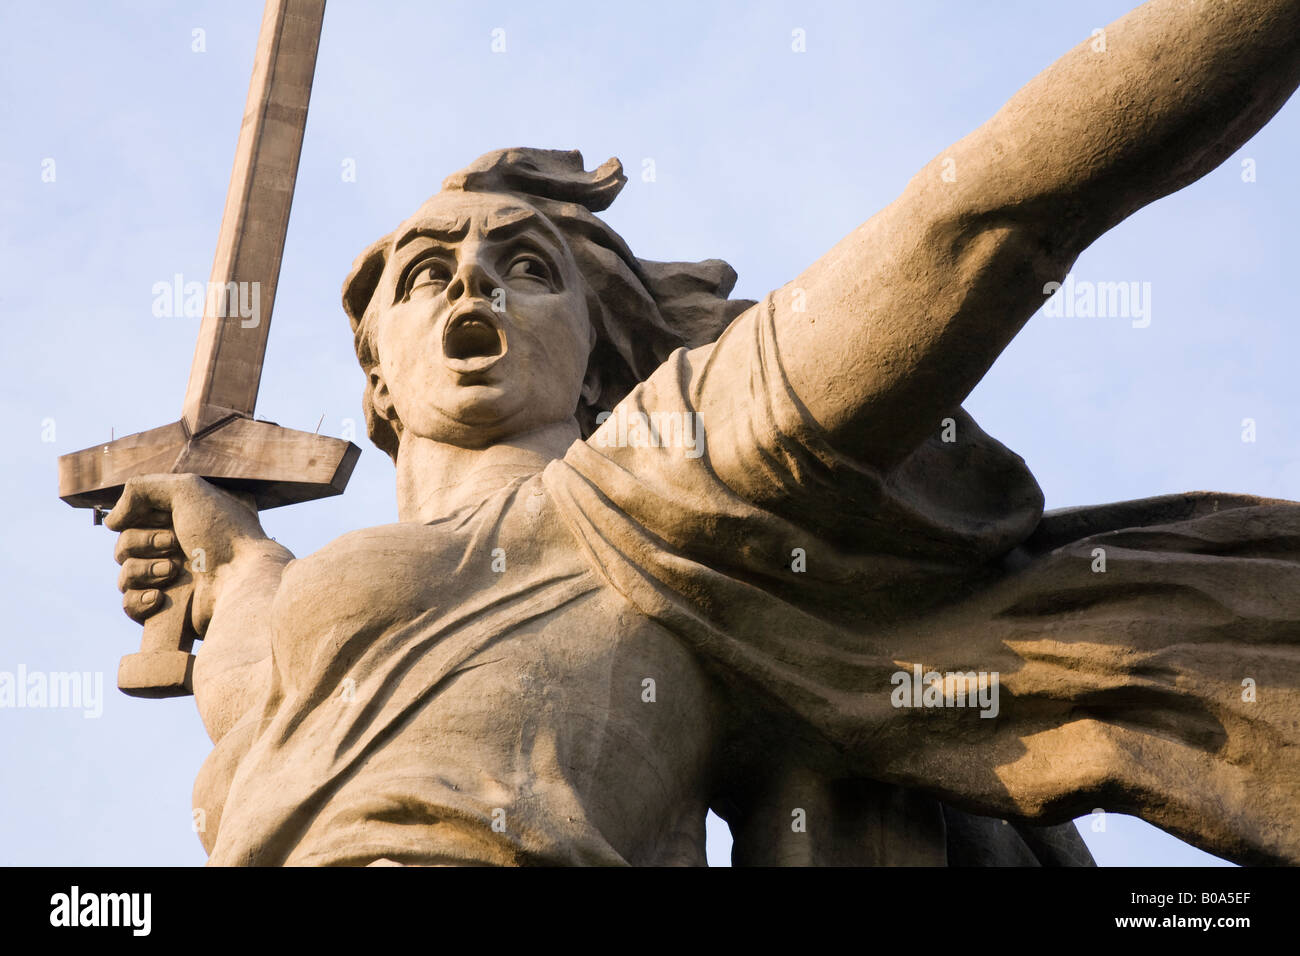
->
[394,218,469,251]
[394,206,552,252]
[481,206,546,240]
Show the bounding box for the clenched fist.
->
[105,474,270,635]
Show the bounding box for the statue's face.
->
[369,190,594,448]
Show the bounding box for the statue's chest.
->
[264,488,590,694]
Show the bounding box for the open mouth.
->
[442,309,506,373]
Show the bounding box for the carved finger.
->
[105,475,191,532]
[106,505,170,533]
[118,557,178,593]
[122,588,162,623]
[114,529,179,565]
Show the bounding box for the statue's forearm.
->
[940,0,1300,240]
[191,540,291,743]
[776,0,1300,471]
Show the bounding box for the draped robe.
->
[201,293,1300,866]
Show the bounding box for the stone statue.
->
[104,0,1300,865]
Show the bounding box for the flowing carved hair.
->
[341,147,756,461]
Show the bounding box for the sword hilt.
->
[118,563,197,698]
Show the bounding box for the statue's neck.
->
[394,419,580,522]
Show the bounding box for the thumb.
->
[104,474,181,532]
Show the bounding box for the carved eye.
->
[407,259,451,294]
[505,255,551,285]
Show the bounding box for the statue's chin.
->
[401,378,581,450]
[403,402,527,450]
[432,386,514,427]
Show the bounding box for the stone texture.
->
[101,0,1300,865]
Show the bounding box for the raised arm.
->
[777,0,1300,471]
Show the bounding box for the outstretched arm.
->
[777,0,1300,471]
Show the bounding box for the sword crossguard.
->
[59,415,359,697]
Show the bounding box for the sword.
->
[57,0,357,698]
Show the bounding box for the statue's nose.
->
[446,257,495,304]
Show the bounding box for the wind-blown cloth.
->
[542,290,1300,865]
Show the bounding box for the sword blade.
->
[181,0,326,435]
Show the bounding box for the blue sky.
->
[5,0,1295,865]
